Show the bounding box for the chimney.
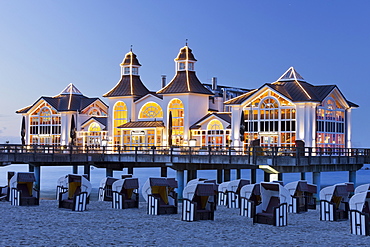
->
[212,77,217,91]
[161,75,167,88]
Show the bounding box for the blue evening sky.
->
[0,1,369,147]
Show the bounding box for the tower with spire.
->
[157,44,213,145]
[104,49,152,145]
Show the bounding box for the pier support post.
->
[217,169,223,184]
[264,171,270,182]
[84,164,90,180]
[28,164,34,172]
[187,170,197,182]
[349,171,356,188]
[224,169,231,182]
[72,165,78,174]
[34,165,41,191]
[278,173,283,182]
[236,169,241,179]
[127,167,134,175]
[313,172,321,198]
[161,167,167,177]
[106,168,113,177]
[300,172,306,180]
[250,169,256,184]
[176,170,184,200]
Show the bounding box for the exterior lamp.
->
[189,139,197,147]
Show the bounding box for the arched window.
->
[168,99,184,145]
[89,122,101,132]
[207,119,224,146]
[139,102,163,119]
[316,96,345,148]
[29,104,61,145]
[243,91,296,147]
[207,119,223,130]
[113,101,128,145]
[88,108,101,116]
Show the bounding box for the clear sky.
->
[0,1,369,147]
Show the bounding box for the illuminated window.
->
[316,96,345,149]
[168,99,184,145]
[29,103,61,145]
[139,102,163,119]
[88,108,101,116]
[243,91,296,147]
[207,119,224,146]
[113,101,128,145]
[124,67,130,75]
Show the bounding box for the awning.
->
[119,121,164,129]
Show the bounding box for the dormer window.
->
[188,62,194,70]
[179,62,185,70]
[124,67,130,75]
[132,67,138,75]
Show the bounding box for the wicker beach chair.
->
[142,177,178,215]
[320,182,354,221]
[240,183,261,218]
[182,182,216,222]
[253,182,290,226]
[111,177,139,209]
[349,190,370,236]
[58,174,92,211]
[98,177,120,201]
[217,181,230,206]
[285,180,317,213]
[226,179,250,208]
[9,172,39,206]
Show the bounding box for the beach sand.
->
[0,200,369,246]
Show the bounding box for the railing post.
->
[208,145,212,164]
[189,147,192,164]
[135,146,138,163]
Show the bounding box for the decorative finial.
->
[130,45,133,52]
[185,39,188,46]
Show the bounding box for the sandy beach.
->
[0,200,369,247]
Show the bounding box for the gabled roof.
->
[103,75,151,98]
[119,121,164,128]
[190,112,231,129]
[16,84,104,113]
[157,71,213,95]
[225,67,358,108]
[81,117,107,130]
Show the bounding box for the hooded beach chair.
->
[226,179,250,208]
[285,180,317,213]
[320,182,354,221]
[1,172,15,202]
[142,177,178,215]
[98,177,119,201]
[111,177,139,209]
[354,184,370,194]
[187,178,218,211]
[182,182,216,222]
[240,183,261,218]
[349,190,370,236]
[9,172,39,206]
[56,175,68,200]
[254,182,290,226]
[58,174,92,211]
[218,181,230,206]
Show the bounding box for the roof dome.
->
[175,46,197,61]
[120,51,141,66]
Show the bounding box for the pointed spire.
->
[277,67,305,82]
[59,83,83,95]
